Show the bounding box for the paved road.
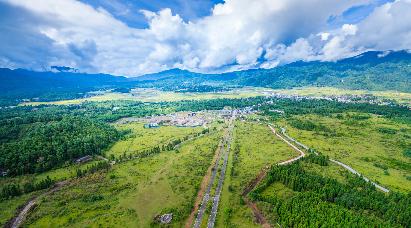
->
[330,159,390,193]
[194,111,236,228]
[280,127,309,150]
[279,127,389,193]
[242,125,307,228]
[207,113,235,228]
[268,125,306,165]
[193,142,224,228]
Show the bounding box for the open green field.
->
[106,122,205,158]
[216,121,298,227]
[272,86,411,106]
[0,159,103,227]
[278,113,411,192]
[22,129,222,227]
[20,87,274,106]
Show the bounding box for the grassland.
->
[278,113,411,192]
[22,129,222,227]
[272,86,411,106]
[0,160,103,227]
[106,122,205,158]
[215,121,298,227]
[21,87,274,106]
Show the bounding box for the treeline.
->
[261,98,410,123]
[288,118,336,136]
[0,95,408,176]
[303,153,329,166]
[1,96,409,126]
[1,176,54,199]
[116,129,210,162]
[251,162,411,227]
[0,116,121,175]
[76,161,111,178]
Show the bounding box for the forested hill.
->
[0,50,410,105]
[138,50,411,92]
[0,68,135,105]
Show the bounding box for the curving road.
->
[279,127,389,193]
[8,181,68,228]
[242,125,307,228]
[329,159,390,193]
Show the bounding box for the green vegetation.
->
[0,116,120,175]
[106,122,205,159]
[23,130,221,227]
[0,91,410,227]
[279,113,411,192]
[251,162,411,227]
[216,121,298,227]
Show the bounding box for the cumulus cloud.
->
[0,0,410,76]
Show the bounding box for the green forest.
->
[251,161,411,227]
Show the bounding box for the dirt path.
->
[242,125,306,228]
[7,181,68,228]
[242,168,271,228]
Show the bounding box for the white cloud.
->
[1,0,411,76]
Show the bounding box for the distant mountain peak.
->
[50,66,79,73]
[159,68,189,74]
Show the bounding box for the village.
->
[116,107,256,129]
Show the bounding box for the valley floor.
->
[1,91,410,227]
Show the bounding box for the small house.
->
[144,123,159,128]
[75,155,93,164]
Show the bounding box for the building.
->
[144,123,159,128]
[75,155,93,164]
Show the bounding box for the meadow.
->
[272,86,411,106]
[0,160,102,226]
[215,121,298,227]
[20,87,274,106]
[105,122,205,158]
[277,113,411,192]
[23,130,222,227]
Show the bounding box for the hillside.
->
[0,68,136,105]
[137,50,411,92]
[1,50,410,106]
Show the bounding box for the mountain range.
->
[0,50,410,105]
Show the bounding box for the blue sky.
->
[0,0,409,76]
[80,0,225,28]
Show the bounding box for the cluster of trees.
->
[303,153,329,166]
[261,98,410,123]
[116,129,210,162]
[1,176,54,199]
[251,162,411,227]
[76,161,111,178]
[0,93,408,177]
[288,119,336,136]
[0,116,121,175]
